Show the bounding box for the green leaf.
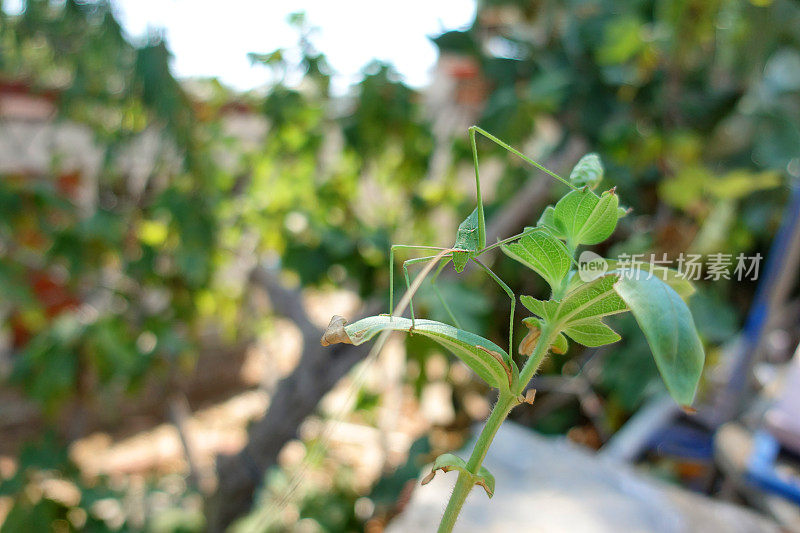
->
[553,188,619,246]
[522,274,626,348]
[420,453,496,497]
[452,208,481,272]
[322,315,516,392]
[552,331,569,354]
[555,273,627,323]
[536,206,566,239]
[501,229,572,292]
[569,153,604,189]
[613,273,705,406]
[597,16,646,64]
[520,295,558,322]
[563,317,621,347]
[612,262,696,301]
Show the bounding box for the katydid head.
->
[452,208,483,272]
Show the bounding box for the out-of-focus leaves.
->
[690,200,736,254]
[596,17,646,65]
[763,49,800,94]
[430,30,480,56]
[526,70,571,111]
[706,170,781,199]
[661,167,781,210]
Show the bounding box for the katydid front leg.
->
[401,255,445,330]
[429,256,461,328]
[389,244,447,320]
[477,226,542,255]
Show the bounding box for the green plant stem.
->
[518,322,555,389]
[437,323,556,532]
[437,392,516,533]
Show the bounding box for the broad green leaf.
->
[501,229,571,292]
[569,153,604,189]
[563,317,621,347]
[614,274,705,406]
[322,315,516,392]
[553,188,619,245]
[612,262,696,301]
[522,274,626,348]
[452,208,481,272]
[421,453,496,497]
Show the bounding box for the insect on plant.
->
[387,126,579,355]
[322,127,706,532]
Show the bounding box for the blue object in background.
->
[746,430,800,504]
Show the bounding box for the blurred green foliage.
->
[0,433,203,532]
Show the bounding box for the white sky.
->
[5,0,476,93]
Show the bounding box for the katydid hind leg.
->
[472,257,516,357]
[469,127,487,250]
[469,125,576,190]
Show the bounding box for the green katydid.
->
[388,126,578,355]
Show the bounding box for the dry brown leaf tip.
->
[475,479,494,497]
[524,389,536,404]
[518,322,541,356]
[320,315,352,346]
